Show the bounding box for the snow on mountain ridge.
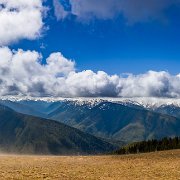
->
[0,96,180,108]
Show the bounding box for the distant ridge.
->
[0,96,180,108]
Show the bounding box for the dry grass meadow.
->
[0,150,179,180]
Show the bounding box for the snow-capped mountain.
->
[0,95,180,108]
[1,96,180,119]
[0,96,180,143]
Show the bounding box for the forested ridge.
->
[114,137,180,155]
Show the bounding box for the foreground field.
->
[0,150,179,180]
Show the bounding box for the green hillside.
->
[0,105,116,155]
[47,102,180,143]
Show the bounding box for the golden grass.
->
[0,150,179,180]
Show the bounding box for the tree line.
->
[114,137,180,155]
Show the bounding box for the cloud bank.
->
[0,0,44,45]
[53,0,179,23]
[0,47,180,98]
[0,1,179,98]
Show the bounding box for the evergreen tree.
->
[114,137,180,155]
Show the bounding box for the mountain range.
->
[0,97,179,145]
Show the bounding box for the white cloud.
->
[0,47,180,98]
[0,0,44,45]
[53,0,179,23]
[0,0,179,98]
[53,0,69,20]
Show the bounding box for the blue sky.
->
[11,0,180,75]
[1,0,180,98]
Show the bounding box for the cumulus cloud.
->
[0,47,180,98]
[0,0,44,45]
[0,0,179,98]
[53,0,179,23]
